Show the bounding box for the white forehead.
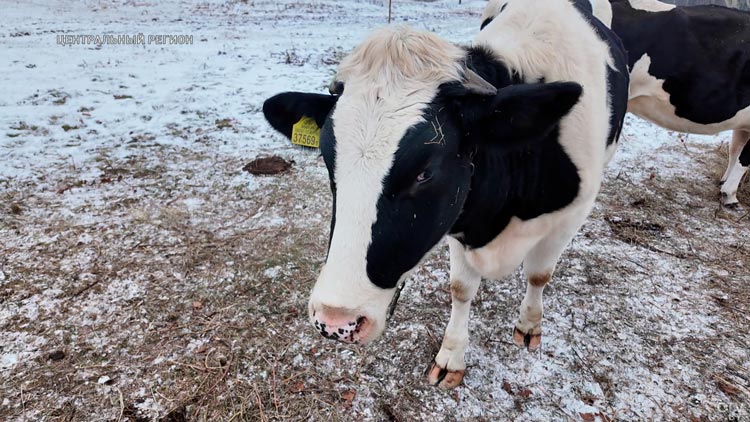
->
[330,25,465,179]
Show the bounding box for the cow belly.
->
[628,54,750,134]
[628,96,750,135]
[465,199,595,280]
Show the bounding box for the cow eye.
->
[416,170,432,184]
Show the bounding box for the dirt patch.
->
[243,156,294,175]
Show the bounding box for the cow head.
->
[262,26,581,345]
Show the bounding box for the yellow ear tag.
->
[291,116,321,148]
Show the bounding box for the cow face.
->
[262,30,581,346]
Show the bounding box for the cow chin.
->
[307,272,396,346]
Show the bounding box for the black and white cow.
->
[608,0,750,207]
[263,0,628,389]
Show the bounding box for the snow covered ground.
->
[1,0,749,421]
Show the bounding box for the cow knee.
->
[528,273,551,287]
[450,279,474,303]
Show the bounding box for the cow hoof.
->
[513,327,542,351]
[723,202,743,211]
[427,362,465,389]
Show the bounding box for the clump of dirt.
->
[243,156,294,175]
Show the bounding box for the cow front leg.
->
[720,129,750,208]
[513,273,548,351]
[514,222,583,351]
[427,237,480,389]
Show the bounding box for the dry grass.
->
[2,131,749,421]
[0,94,750,421]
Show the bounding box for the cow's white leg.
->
[427,236,480,389]
[720,129,750,207]
[513,217,585,351]
[720,130,747,182]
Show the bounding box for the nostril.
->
[354,316,367,333]
[313,314,366,343]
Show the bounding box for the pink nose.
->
[312,305,370,344]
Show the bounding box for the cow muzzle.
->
[310,304,373,344]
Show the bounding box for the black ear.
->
[262,92,338,139]
[456,81,582,148]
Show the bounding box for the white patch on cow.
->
[627,0,675,12]
[483,0,613,30]
[628,54,750,135]
[591,0,613,27]
[308,26,466,343]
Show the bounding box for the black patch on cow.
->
[319,114,338,255]
[366,107,473,289]
[611,2,750,124]
[740,140,750,167]
[571,0,630,145]
[450,126,581,248]
[464,46,521,89]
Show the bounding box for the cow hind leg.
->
[513,218,585,351]
[720,129,750,208]
[427,237,480,390]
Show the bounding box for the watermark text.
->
[56,34,194,47]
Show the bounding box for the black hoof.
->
[723,202,742,211]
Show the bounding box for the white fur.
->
[627,0,675,12]
[483,0,613,30]
[591,0,613,27]
[721,130,750,204]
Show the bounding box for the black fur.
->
[610,1,750,124]
[319,116,338,255]
[741,141,750,167]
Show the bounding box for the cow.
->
[610,0,750,207]
[262,0,628,389]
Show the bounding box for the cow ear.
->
[262,92,338,140]
[455,81,582,149]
